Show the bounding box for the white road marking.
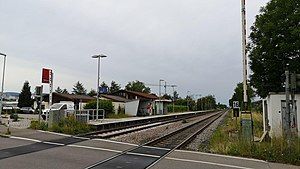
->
[142,145,171,151]
[92,138,138,146]
[68,144,122,153]
[10,136,42,143]
[175,149,267,163]
[126,152,160,158]
[166,157,254,169]
[37,130,90,140]
[37,130,72,137]
[43,141,65,146]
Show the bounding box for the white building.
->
[263,92,300,138]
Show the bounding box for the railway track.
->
[87,111,215,139]
[86,110,227,169]
[145,111,223,150]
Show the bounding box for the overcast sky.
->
[0,0,269,104]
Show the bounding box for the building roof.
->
[101,94,131,102]
[115,90,158,100]
[53,92,95,102]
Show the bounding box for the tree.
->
[248,0,300,98]
[72,81,87,95]
[62,89,69,94]
[109,81,121,94]
[196,95,217,110]
[55,86,63,93]
[18,81,34,108]
[172,91,179,101]
[229,83,254,109]
[88,89,97,97]
[125,80,151,93]
[100,81,108,88]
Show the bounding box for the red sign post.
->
[42,68,50,83]
[41,68,53,106]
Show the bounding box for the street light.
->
[170,85,177,113]
[187,91,190,112]
[92,54,107,119]
[0,52,6,124]
[159,79,164,114]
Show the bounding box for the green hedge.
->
[167,105,188,113]
[83,100,114,115]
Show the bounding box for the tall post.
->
[241,0,248,109]
[49,71,53,107]
[164,81,167,95]
[172,86,175,113]
[0,53,6,124]
[38,85,43,123]
[96,57,100,117]
[285,70,291,139]
[187,91,190,112]
[92,54,107,119]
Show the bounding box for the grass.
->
[106,113,131,119]
[208,110,300,166]
[29,116,94,135]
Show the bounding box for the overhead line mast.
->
[241,0,248,108]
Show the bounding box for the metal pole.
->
[172,86,175,113]
[164,81,167,95]
[187,91,190,112]
[285,70,291,139]
[0,53,6,124]
[49,71,53,107]
[96,57,100,119]
[241,0,248,108]
[39,85,43,123]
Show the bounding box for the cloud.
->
[0,0,269,104]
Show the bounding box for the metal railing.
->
[44,109,105,123]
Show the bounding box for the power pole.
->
[284,70,291,140]
[241,0,248,109]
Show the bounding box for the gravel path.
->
[185,110,228,151]
[110,112,219,145]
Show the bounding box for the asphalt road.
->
[0,127,299,169]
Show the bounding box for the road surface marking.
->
[43,141,65,146]
[126,152,160,158]
[92,138,138,146]
[166,157,254,169]
[142,145,171,151]
[10,136,42,143]
[175,149,267,163]
[68,144,122,153]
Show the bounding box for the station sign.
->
[42,68,52,83]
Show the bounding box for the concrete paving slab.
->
[0,145,117,169]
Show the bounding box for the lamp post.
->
[187,91,190,112]
[0,52,6,124]
[171,85,177,113]
[92,54,107,119]
[159,79,164,114]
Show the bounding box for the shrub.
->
[29,120,48,130]
[49,116,93,135]
[167,105,188,113]
[10,113,19,122]
[84,100,115,115]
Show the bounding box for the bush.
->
[84,100,115,115]
[49,116,93,135]
[10,113,19,122]
[208,111,300,165]
[167,105,188,113]
[29,120,48,130]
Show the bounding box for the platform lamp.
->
[0,52,6,124]
[92,54,107,119]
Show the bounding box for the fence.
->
[45,109,105,123]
